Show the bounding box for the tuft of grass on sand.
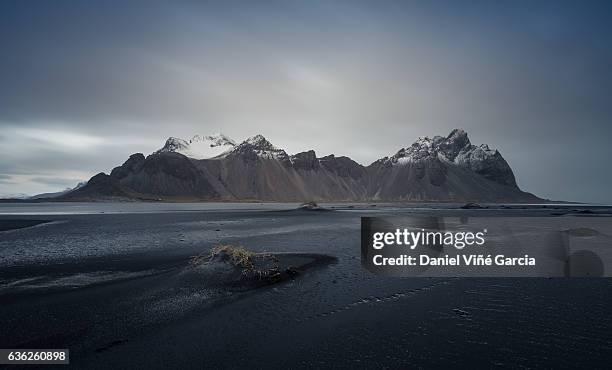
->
[189,244,255,268]
[190,244,286,283]
[210,244,255,268]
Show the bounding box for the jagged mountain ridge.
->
[373,129,516,186]
[63,129,541,202]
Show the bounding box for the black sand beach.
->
[1,203,612,368]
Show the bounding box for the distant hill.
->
[30,182,87,199]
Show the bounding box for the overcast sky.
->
[1,1,611,202]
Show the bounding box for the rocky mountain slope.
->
[366,129,524,201]
[63,129,541,202]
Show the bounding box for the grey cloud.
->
[0,1,611,202]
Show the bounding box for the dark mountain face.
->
[64,130,541,202]
[65,152,220,200]
[110,153,145,179]
[64,173,132,199]
[319,155,367,180]
[291,151,319,171]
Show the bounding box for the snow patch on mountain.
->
[156,133,236,159]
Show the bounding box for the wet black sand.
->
[1,205,612,368]
[0,219,52,232]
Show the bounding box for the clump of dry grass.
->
[190,244,276,268]
[190,244,285,283]
[211,244,254,268]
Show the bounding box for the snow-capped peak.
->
[230,134,290,161]
[156,133,236,159]
[383,128,476,165]
[191,133,236,147]
[244,134,276,149]
[160,137,190,151]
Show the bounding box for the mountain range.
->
[61,129,541,202]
